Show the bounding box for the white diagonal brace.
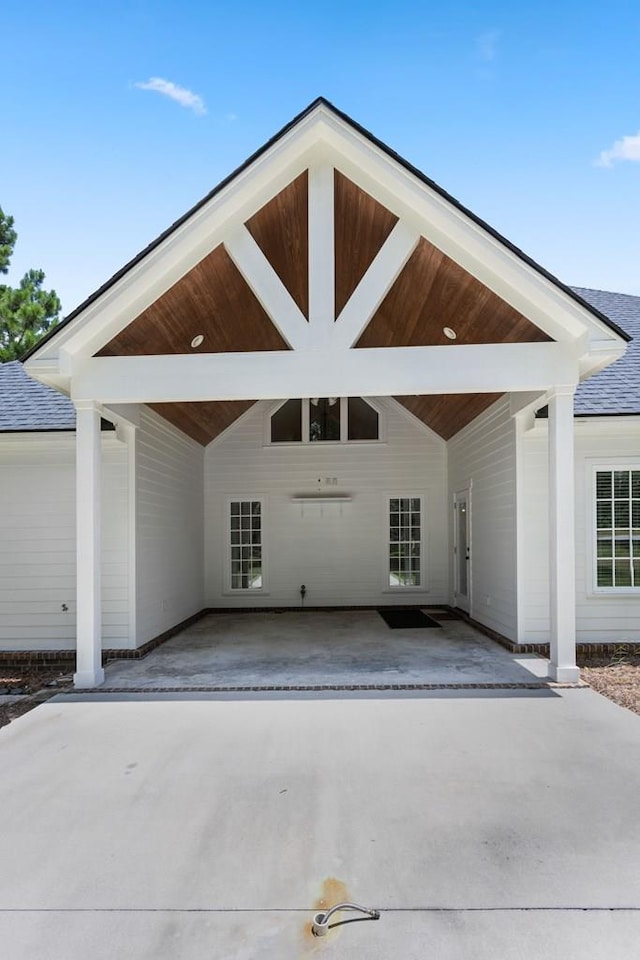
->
[333,220,420,349]
[71,342,579,403]
[308,162,335,337]
[224,226,309,351]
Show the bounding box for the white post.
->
[547,386,579,682]
[307,163,335,340]
[74,401,105,688]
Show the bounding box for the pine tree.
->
[0,207,61,361]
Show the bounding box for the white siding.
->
[0,433,129,650]
[135,409,204,644]
[448,397,518,641]
[521,416,640,644]
[204,399,448,607]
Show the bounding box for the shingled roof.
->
[573,288,640,416]
[0,360,75,431]
[1,287,638,432]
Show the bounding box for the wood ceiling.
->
[334,171,398,316]
[96,169,553,444]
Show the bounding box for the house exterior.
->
[1,98,638,688]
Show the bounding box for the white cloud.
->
[476,29,500,62]
[135,77,206,116]
[596,131,640,167]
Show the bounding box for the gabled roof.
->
[23,97,629,360]
[0,360,75,431]
[574,288,640,415]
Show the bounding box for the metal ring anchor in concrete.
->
[311,902,381,937]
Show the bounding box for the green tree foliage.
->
[0,206,61,362]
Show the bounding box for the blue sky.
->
[2,0,639,314]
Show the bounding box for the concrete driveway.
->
[103,610,548,688]
[1,686,640,958]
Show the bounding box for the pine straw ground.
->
[1,655,640,730]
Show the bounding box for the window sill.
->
[222,590,270,597]
[587,589,640,598]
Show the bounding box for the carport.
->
[101,610,550,690]
[22,99,627,690]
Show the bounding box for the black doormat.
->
[378,608,442,629]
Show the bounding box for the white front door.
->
[453,489,471,613]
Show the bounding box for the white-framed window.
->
[228,499,264,590]
[388,496,422,588]
[268,397,381,444]
[593,467,640,590]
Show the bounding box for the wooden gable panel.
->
[148,400,256,446]
[397,393,503,440]
[357,237,552,348]
[97,245,288,357]
[246,171,309,318]
[334,171,398,317]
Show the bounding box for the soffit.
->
[148,400,256,446]
[396,394,503,441]
[334,170,398,316]
[97,245,288,357]
[356,237,552,348]
[246,171,309,318]
[93,171,556,445]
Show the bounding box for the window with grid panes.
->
[230,500,263,589]
[595,470,640,588]
[389,497,421,587]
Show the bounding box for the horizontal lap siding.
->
[0,435,129,650]
[448,397,518,641]
[135,410,204,644]
[522,419,640,643]
[204,400,448,607]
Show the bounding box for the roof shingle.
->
[0,361,75,431]
[572,287,640,416]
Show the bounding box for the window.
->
[348,397,379,440]
[309,398,341,441]
[594,469,640,588]
[229,500,263,590]
[271,399,302,442]
[269,398,380,443]
[389,497,422,587]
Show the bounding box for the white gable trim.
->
[26,101,626,394]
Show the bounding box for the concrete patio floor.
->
[103,610,549,689]
[1,686,640,959]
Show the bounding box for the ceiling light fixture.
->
[191,334,204,348]
[443,327,457,340]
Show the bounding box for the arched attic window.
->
[270,398,380,443]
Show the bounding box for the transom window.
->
[270,398,379,443]
[389,497,422,588]
[229,500,263,590]
[595,469,640,588]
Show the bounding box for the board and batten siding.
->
[0,433,129,650]
[204,399,448,607]
[135,408,205,644]
[448,396,518,641]
[520,416,640,644]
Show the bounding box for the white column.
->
[74,401,105,688]
[548,386,579,682]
